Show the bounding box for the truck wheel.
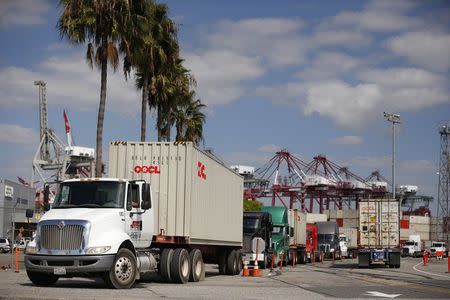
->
[104,248,137,289]
[189,249,204,282]
[235,250,242,273]
[170,248,190,284]
[27,271,59,286]
[226,249,238,275]
[160,248,174,283]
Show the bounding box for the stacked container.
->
[399,215,430,242]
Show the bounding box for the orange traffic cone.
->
[251,262,261,277]
[242,261,250,277]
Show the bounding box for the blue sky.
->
[0,0,449,212]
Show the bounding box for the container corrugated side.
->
[359,199,399,248]
[409,216,430,225]
[108,141,243,246]
[288,209,306,246]
[306,213,327,223]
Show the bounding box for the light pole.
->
[384,112,401,199]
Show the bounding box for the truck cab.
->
[306,224,318,262]
[402,235,422,257]
[242,212,273,268]
[316,221,340,258]
[261,206,290,265]
[339,234,348,258]
[430,241,448,257]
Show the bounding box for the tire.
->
[235,250,242,273]
[103,248,137,289]
[226,249,238,275]
[189,249,204,282]
[159,248,174,283]
[0,247,4,254]
[170,248,190,284]
[27,270,59,286]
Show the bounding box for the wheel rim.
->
[115,256,133,283]
[194,259,202,277]
[181,255,189,278]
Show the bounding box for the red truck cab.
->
[306,224,318,262]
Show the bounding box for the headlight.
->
[25,245,36,254]
[86,246,111,254]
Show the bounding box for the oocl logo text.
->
[133,165,161,174]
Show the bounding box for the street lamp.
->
[384,112,401,199]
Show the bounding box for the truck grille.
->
[40,224,84,250]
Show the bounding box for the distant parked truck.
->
[316,221,341,259]
[339,227,358,258]
[242,211,274,268]
[358,199,401,268]
[25,141,243,288]
[429,241,448,258]
[401,235,422,257]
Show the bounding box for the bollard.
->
[332,252,335,265]
[321,251,324,264]
[312,251,316,265]
[270,253,275,272]
[446,254,450,273]
[292,251,296,267]
[279,253,284,270]
[15,246,19,273]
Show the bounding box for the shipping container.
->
[288,209,307,246]
[359,199,399,249]
[306,213,327,223]
[409,215,430,225]
[109,141,243,246]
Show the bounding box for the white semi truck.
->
[25,141,243,288]
[401,235,422,257]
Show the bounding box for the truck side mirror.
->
[141,183,152,210]
[43,185,51,211]
[26,209,34,218]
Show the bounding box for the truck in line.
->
[242,211,273,268]
[260,206,291,266]
[25,141,243,288]
[339,227,358,258]
[429,241,448,258]
[358,199,401,268]
[401,235,423,257]
[288,209,319,264]
[316,221,341,259]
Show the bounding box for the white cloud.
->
[0,0,51,28]
[257,144,282,153]
[313,30,372,48]
[222,151,271,168]
[303,80,382,129]
[330,136,363,145]
[206,18,308,67]
[386,31,450,72]
[297,52,363,80]
[0,124,38,144]
[184,49,264,106]
[0,53,141,115]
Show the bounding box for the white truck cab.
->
[25,178,154,288]
[339,234,348,258]
[429,241,448,257]
[401,235,422,257]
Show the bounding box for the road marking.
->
[412,261,450,279]
[364,291,401,298]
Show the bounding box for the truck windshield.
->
[243,218,261,233]
[53,181,125,209]
[405,241,416,246]
[339,236,346,242]
[272,225,284,235]
[432,243,444,247]
[318,234,335,243]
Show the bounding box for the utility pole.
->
[384,112,401,199]
[437,122,449,245]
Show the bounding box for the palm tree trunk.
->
[141,73,149,142]
[95,38,108,177]
[157,103,162,141]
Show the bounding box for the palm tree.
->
[126,2,179,142]
[174,90,206,146]
[58,0,130,177]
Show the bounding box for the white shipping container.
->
[343,219,359,228]
[409,224,430,232]
[359,199,399,248]
[342,209,358,219]
[339,227,358,248]
[306,213,328,223]
[409,215,430,225]
[108,141,243,246]
[288,209,307,246]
